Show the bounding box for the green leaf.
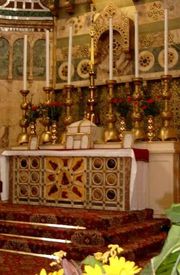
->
[141,225,180,274]
[166,204,180,224]
[81,256,103,268]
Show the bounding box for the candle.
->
[45,29,50,87]
[109,17,113,80]
[67,25,73,85]
[164,3,168,75]
[90,3,94,23]
[23,35,27,90]
[90,31,94,70]
[134,12,139,78]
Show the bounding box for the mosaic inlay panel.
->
[12,155,132,210]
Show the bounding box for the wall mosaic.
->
[0,37,9,78]
[0,34,48,82]
[55,0,180,87]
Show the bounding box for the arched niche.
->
[92,3,134,79]
[33,39,46,78]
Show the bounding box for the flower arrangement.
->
[111,96,132,117]
[37,244,141,275]
[140,95,160,117]
[41,101,64,121]
[26,101,64,123]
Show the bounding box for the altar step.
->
[0,203,170,271]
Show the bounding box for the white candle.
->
[134,12,139,78]
[45,29,50,87]
[90,32,94,70]
[67,25,73,85]
[90,3,94,23]
[164,4,168,75]
[109,17,113,80]
[23,35,27,90]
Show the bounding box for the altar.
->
[0,148,141,211]
[1,141,180,216]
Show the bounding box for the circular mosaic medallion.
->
[106,189,116,201]
[30,171,40,183]
[30,158,40,169]
[19,158,28,169]
[58,61,74,81]
[158,47,178,69]
[19,184,28,197]
[106,173,117,185]
[19,171,29,183]
[77,59,90,79]
[106,158,117,170]
[92,187,103,201]
[30,185,39,197]
[92,173,103,185]
[92,158,104,170]
[139,50,155,72]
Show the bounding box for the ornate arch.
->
[93,3,133,56]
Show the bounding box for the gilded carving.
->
[40,0,59,16]
[91,3,133,79]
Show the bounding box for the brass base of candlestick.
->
[104,80,119,142]
[17,131,29,145]
[131,78,146,141]
[159,127,177,141]
[40,117,52,144]
[159,75,177,141]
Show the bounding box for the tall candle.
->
[164,3,168,75]
[134,12,139,78]
[90,31,94,70]
[67,25,73,85]
[23,35,27,90]
[45,29,50,87]
[109,17,113,80]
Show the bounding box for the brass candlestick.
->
[17,89,30,145]
[104,80,119,142]
[86,70,97,123]
[61,84,73,144]
[159,75,177,141]
[39,86,53,144]
[131,78,146,141]
[44,86,53,104]
[64,84,73,128]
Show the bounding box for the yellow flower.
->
[39,269,47,275]
[53,250,67,264]
[103,256,142,275]
[94,251,104,261]
[102,251,111,263]
[108,244,124,256]
[83,264,103,275]
[51,270,64,275]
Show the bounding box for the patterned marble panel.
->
[12,155,132,210]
